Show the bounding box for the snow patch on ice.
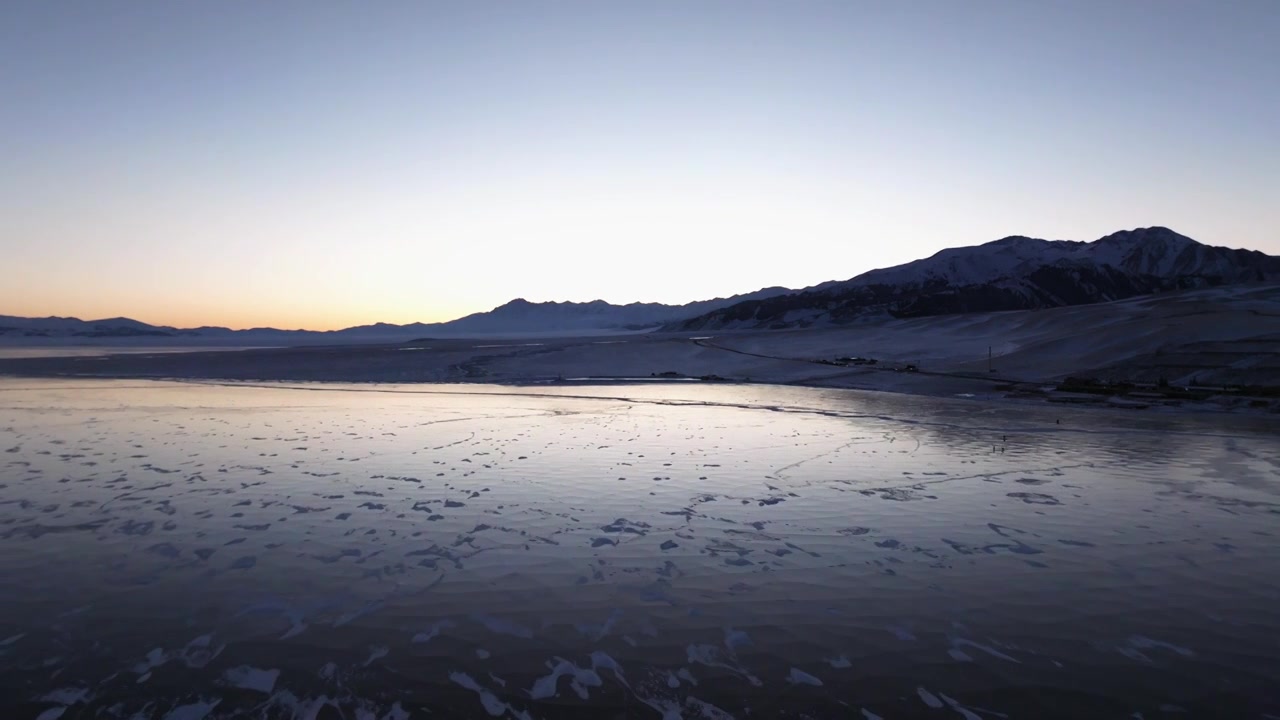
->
[450,671,532,720]
[529,657,603,700]
[787,667,823,686]
[222,665,279,694]
[687,643,761,687]
[133,634,225,680]
[411,619,455,644]
[40,687,91,705]
[162,700,221,720]
[917,686,944,708]
[951,637,1020,663]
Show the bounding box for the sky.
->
[2,1,1277,330]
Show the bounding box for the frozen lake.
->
[1,379,1277,718]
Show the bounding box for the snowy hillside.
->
[843,227,1273,288]
[673,227,1280,331]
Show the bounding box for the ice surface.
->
[0,378,1276,717]
[161,701,220,720]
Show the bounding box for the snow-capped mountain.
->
[671,227,1280,331]
[836,227,1271,288]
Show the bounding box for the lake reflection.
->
[1,379,1278,719]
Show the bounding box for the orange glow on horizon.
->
[0,302,467,333]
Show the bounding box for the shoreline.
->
[2,286,1278,418]
[2,367,1274,420]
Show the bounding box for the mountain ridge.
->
[5,227,1276,342]
[668,227,1280,331]
[0,286,795,342]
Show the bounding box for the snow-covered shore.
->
[1,283,1277,414]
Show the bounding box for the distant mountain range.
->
[3,227,1276,344]
[0,286,793,343]
[668,227,1280,331]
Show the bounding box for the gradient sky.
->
[2,1,1277,330]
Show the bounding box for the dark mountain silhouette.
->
[668,227,1280,331]
[5,227,1275,343]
